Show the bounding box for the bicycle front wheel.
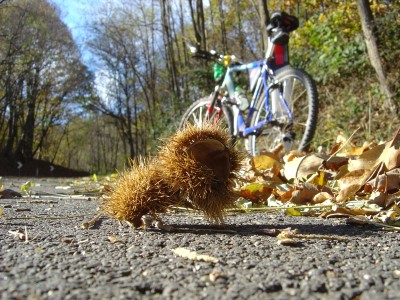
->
[179,97,234,135]
[248,66,318,156]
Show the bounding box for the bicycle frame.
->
[211,42,294,139]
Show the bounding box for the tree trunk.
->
[188,0,206,51]
[161,0,180,104]
[356,0,397,111]
[235,0,245,58]
[258,0,270,54]
[217,0,228,52]
[22,66,40,159]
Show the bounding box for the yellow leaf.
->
[344,142,372,156]
[20,181,34,193]
[238,183,272,203]
[285,207,302,216]
[307,171,327,186]
[251,153,282,173]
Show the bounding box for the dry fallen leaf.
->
[281,183,324,204]
[8,229,26,240]
[172,247,218,263]
[251,153,282,176]
[108,235,124,244]
[238,183,273,204]
[209,271,227,282]
[277,238,300,246]
[312,192,333,204]
[154,220,174,231]
[348,141,400,172]
[284,154,326,181]
[335,169,372,202]
[365,169,400,193]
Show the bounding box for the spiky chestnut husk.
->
[157,124,244,224]
[100,159,181,228]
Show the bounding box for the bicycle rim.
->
[249,67,318,156]
[179,97,233,135]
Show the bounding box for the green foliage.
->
[20,181,34,196]
[291,2,368,84]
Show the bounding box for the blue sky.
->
[50,0,102,66]
[51,0,95,42]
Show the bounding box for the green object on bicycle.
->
[213,63,226,82]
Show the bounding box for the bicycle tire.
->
[248,66,318,156]
[179,97,234,135]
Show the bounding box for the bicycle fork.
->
[205,86,224,125]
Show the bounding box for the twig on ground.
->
[81,213,103,229]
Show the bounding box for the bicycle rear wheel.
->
[248,66,318,156]
[179,97,234,135]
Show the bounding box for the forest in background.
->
[0,0,399,174]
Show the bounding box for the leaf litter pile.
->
[238,128,400,231]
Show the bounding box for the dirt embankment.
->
[0,155,89,177]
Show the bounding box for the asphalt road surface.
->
[1,177,400,300]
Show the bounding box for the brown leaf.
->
[323,156,349,171]
[284,154,326,181]
[369,190,400,208]
[283,150,303,163]
[280,188,294,203]
[282,183,320,204]
[312,192,333,204]
[328,143,342,156]
[277,238,301,246]
[336,184,363,203]
[368,191,388,207]
[348,142,400,172]
[337,169,372,190]
[346,215,371,225]
[365,169,400,193]
[335,169,372,202]
[320,205,379,218]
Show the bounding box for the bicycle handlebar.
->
[189,46,222,62]
[188,12,299,62]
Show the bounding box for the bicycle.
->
[179,11,319,156]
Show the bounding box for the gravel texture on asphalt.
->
[1,177,400,300]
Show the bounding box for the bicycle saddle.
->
[267,12,299,32]
[267,12,299,45]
